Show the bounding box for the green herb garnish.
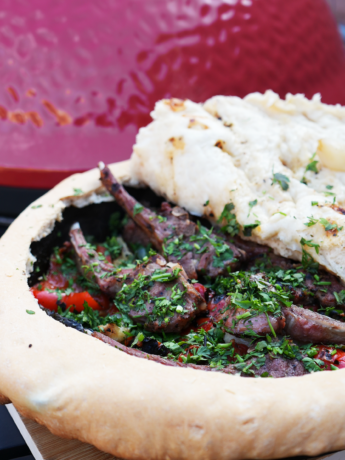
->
[133,203,144,215]
[272,173,290,191]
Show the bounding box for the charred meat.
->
[283,305,345,344]
[69,222,206,333]
[99,162,246,279]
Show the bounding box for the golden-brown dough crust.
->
[0,392,10,405]
[1,160,345,459]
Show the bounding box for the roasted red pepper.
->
[31,288,106,312]
[316,345,345,370]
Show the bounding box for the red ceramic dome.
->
[0,0,344,188]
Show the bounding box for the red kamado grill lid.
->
[0,0,344,189]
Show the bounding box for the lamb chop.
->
[207,295,285,337]
[69,223,206,333]
[244,244,345,312]
[98,162,246,279]
[208,270,345,344]
[283,305,345,344]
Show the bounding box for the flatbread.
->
[1,160,345,460]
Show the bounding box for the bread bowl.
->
[1,92,345,459]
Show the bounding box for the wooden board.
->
[6,404,344,460]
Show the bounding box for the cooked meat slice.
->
[92,332,237,374]
[93,332,306,378]
[243,247,345,311]
[304,272,345,310]
[69,223,206,333]
[70,222,124,295]
[233,236,271,259]
[283,305,345,344]
[122,218,151,247]
[280,271,345,311]
[208,296,285,336]
[252,356,307,378]
[245,252,296,271]
[99,163,246,279]
[160,202,245,279]
[99,163,181,250]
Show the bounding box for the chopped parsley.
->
[211,271,292,327]
[305,217,343,232]
[300,237,320,254]
[305,159,319,174]
[272,172,290,191]
[217,202,239,236]
[163,223,235,269]
[301,248,319,273]
[114,267,186,325]
[319,218,343,232]
[304,216,318,227]
[248,199,258,216]
[133,203,144,215]
[243,220,260,237]
[301,153,318,183]
[334,291,345,305]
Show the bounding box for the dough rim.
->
[0,160,344,460]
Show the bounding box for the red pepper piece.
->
[31,288,102,312]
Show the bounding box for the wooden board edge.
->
[6,403,44,460]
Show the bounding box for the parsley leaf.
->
[133,203,144,215]
[217,203,239,236]
[243,220,260,237]
[272,173,290,191]
[304,216,318,227]
[300,237,320,254]
[305,160,318,173]
[319,218,343,232]
[301,248,319,273]
[247,199,258,216]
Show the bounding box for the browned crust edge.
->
[0,392,11,405]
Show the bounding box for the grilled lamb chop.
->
[98,162,246,279]
[283,305,345,344]
[69,223,206,333]
[246,248,345,312]
[207,296,285,337]
[122,218,151,248]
